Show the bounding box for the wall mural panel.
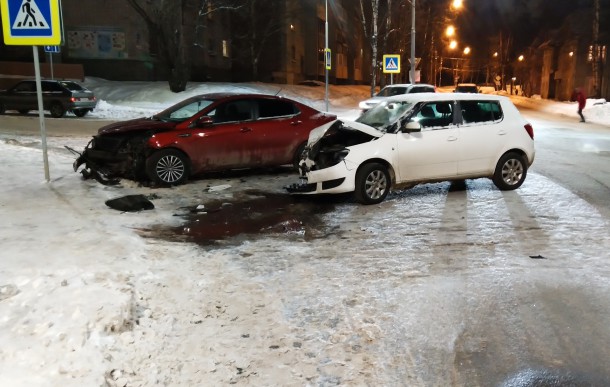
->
[67,27,127,59]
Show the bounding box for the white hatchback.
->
[287,93,535,204]
[358,83,436,112]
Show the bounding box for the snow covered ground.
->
[1,79,609,386]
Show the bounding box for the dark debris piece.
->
[105,194,155,212]
[529,255,546,259]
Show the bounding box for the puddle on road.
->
[142,190,339,246]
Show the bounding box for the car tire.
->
[146,149,190,185]
[18,109,29,114]
[0,103,6,115]
[354,162,390,205]
[49,102,65,118]
[73,109,89,117]
[492,152,527,190]
[292,142,307,170]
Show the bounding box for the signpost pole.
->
[32,46,50,182]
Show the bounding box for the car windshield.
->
[154,98,215,122]
[356,100,415,131]
[376,86,408,97]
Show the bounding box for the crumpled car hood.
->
[308,119,383,144]
[97,117,176,135]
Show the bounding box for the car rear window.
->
[377,87,407,97]
[60,81,86,91]
[460,101,503,123]
[410,86,434,93]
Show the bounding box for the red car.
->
[73,93,336,185]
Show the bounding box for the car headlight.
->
[358,101,370,110]
[334,149,350,162]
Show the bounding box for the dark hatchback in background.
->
[0,79,97,118]
[72,93,336,185]
[453,83,480,93]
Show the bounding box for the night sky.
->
[454,0,593,55]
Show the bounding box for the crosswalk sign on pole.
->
[383,54,401,74]
[1,0,62,45]
[325,48,331,70]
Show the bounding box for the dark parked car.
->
[72,93,337,185]
[0,79,97,118]
[453,83,480,93]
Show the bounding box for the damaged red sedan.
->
[72,93,336,185]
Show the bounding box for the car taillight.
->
[524,123,534,139]
[70,97,76,102]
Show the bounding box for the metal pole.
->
[49,52,54,80]
[33,46,50,182]
[325,0,329,112]
[410,0,416,83]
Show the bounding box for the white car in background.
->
[287,93,535,204]
[358,83,436,112]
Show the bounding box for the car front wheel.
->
[492,152,527,190]
[354,162,390,204]
[49,102,65,118]
[146,149,190,185]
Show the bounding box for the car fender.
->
[147,130,190,151]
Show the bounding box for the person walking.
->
[571,87,587,122]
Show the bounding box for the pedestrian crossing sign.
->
[383,54,401,74]
[1,0,62,45]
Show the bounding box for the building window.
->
[588,45,607,63]
[222,40,229,57]
[318,19,325,63]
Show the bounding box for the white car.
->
[358,83,436,112]
[287,93,535,204]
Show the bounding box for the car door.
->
[395,101,459,182]
[8,81,36,110]
[181,99,258,171]
[456,99,505,175]
[245,97,303,166]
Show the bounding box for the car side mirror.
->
[194,116,214,128]
[402,121,422,133]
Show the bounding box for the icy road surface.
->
[0,134,609,386]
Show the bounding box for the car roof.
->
[194,92,295,101]
[383,83,435,88]
[384,92,507,102]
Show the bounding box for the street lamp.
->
[410,0,416,84]
[446,25,455,37]
[325,0,329,111]
[451,0,463,9]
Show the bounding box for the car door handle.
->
[290,120,302,126]
[447,136,458,141]
[498,130,507,135]
[177,133,191,138]
[240,127,252,132]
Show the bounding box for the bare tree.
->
[231,0,286,81]
[126,0,240,92]
[359,0,381,97]
[592,0,601,98]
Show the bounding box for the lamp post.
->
[410,0,416,84]
[325,0,329,111]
